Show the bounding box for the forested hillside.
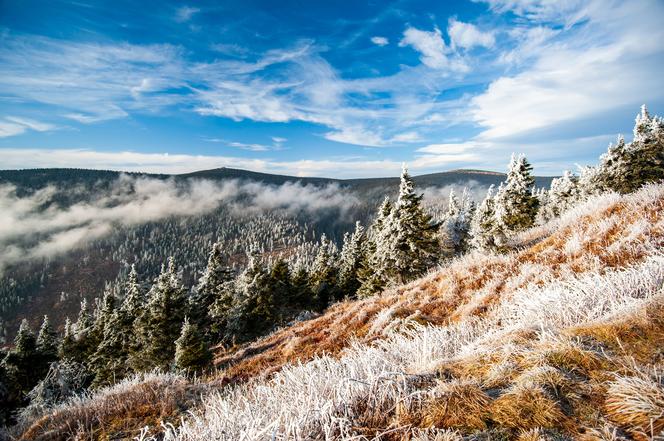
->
[1,106,663,439]
[0,166,552,344]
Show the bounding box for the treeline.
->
[1,105,663,426]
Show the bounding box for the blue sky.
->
[0,0,663,177]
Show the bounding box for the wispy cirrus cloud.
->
[471,0,664,140]
[0,117,58,138]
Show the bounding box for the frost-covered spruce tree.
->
[91,268,144,388]
[358,197,394,297]
[190,242,234,340]
[623,105,664,192]
[132,257,187,371]
[590,105,664,194]
[2,319,40,394]
[58,317,76,361]
[386,165,440,284]
[35,315,59,379]
[174,318,212,374]
[36,315,58,364]
[548,170,580,218]
[223,252,274,343]
[494,154,539,233]
[593,135,629,194]
[338,222,366,298]
[309,234,340,308]
[469,185,499,251]
[440,188,475,255]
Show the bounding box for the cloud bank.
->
[0,175,360,272]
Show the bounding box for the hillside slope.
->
[13,184,664,440]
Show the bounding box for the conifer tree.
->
[309,234,340,308]
[358,198,393,297]
[590,106,664,194]
[493,154,539,233]
[191,242,234,339]
[269,258,292,306]
[223,253,274,342]
[387,165,440,283]
[35,315,59,378]
[469,185,499,251]
[59,317,76,361]
[338,222,366,298]
[2,319,40,394]
[174,318,212,374]
[628,105,664,191]
[90,267,146,387]
[547,170,580,219]
[440,188,475,255]
[132,257,187,371]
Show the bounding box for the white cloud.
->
[417,141,489,154]
[174,6,200,23]
[447,19,495,49]
[0,116,57,138]
[471,0,664,139]
[370,36,389,46]
[0,32,475,148]
[399,26,469,72]
[392,131,422,143]
[399,27,448,69]
[0,147,488,179]
[477,0,590,27]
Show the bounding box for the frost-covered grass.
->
[14,372,208,441]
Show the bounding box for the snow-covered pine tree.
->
[36,315,58,363]
[590,106,664,194]
[58,318,76,361]
[68,298,95,364]
[534,187,553,225]
[223,252,274,343]
[337,221,366,298]
[469,185,499,251]
[190,242,234,340]
[357,197,394,297]
[2,319,40,394]
[309,234,340,308]
[547,170,580,218]
[440,188,475,255]
[35,315,59,378]
[388,165,440,283]
[90,267,145,388]
[594,135,629,194]
[625,105,664,192]
[132,257,187,371]
[493,154,539,233]
[174,317,212,374]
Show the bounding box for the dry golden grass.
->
[604,371,664,439]
[490,384,567,430]
[407,380,490,431]
[17,375,206,441]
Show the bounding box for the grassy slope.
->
[13,184,664,440]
